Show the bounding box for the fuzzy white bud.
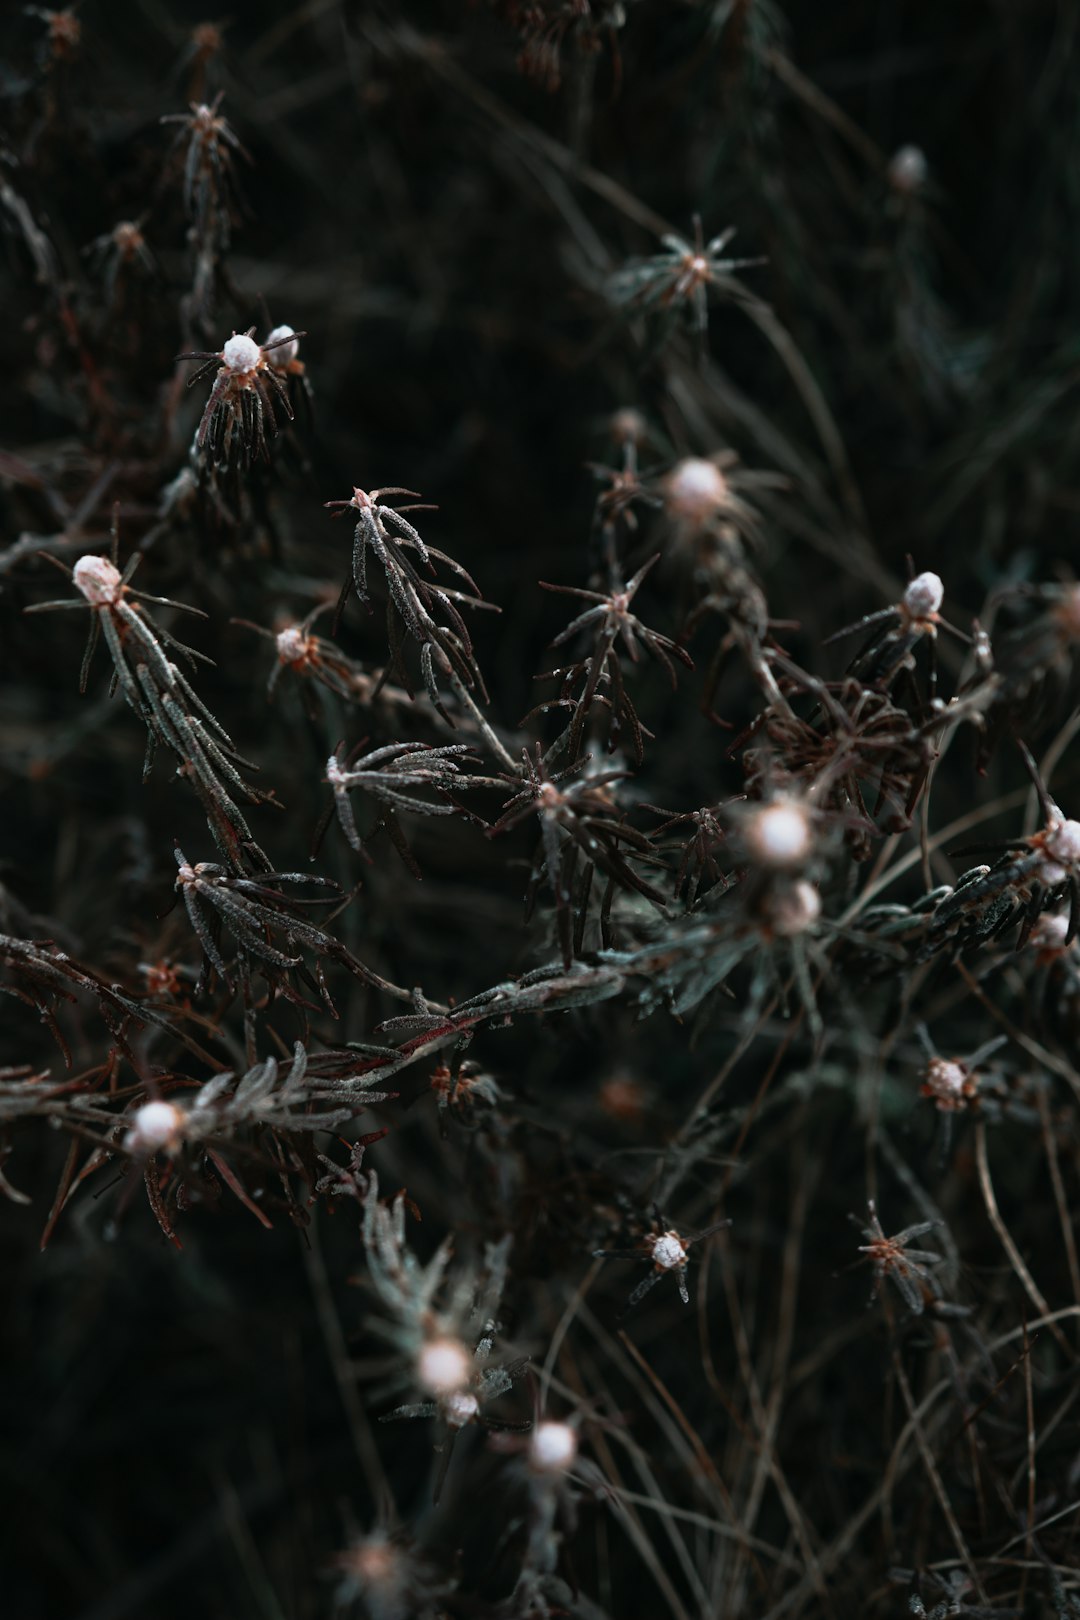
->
[443,1390,480,1429]
[744,801,813,869]
[889,145,928,193]
[265,324,299,367]
[923,1058,967,1104]
[1030,912,1070,953]
[1045,818,1080,870]
[651,1231,687,1271]
[610,407,647,446]
[73,554,123,606]
[125,1099,184,1154]
[664,457,729,525]
[904,572,944,619]
[276,626,308,664]
[769,880,822,937]
[417,1336,471,1396]
[222,332,261,373]
[529,1421,578,1474]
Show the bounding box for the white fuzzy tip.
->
[125,1099,183,1154]
[443,1390,480,1429]
[924,1058,967,1101]
[222,332,261,372]
[73,554,123,606]
[265,324,299,367]
[889,145,928,192]
[746,802,813,868]
[1030,913,1070,952]
[664,457,729,523]
[904,572,944,618]
[610,407,647,445]
[529,1421,578,1474]
[770,881,822,937]
[417,1336,471,1396]
[651,1231,687,1271]
[1045,818,1080,870]
[276,626,308,664]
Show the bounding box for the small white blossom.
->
[222,331,261,372]
[528,1421,578,1474]
[650,1231,688,1271]
[417,1336,472,1396]
[73,554,123,607]
[889,144,928,193]
[275,626,308,664]
[745,801,813,869]
[264,324,299,367]
[125,1099,184,1155]
[769,880,822,937]
[663,457,729,526]
[904,572,944,619]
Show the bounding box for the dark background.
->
[2,3,1079,1617]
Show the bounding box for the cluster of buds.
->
[415,1332,479,1428]
[179,324,305,467]
[734,794,824,943]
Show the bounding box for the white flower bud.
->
[651,1231,687,1271]
[529,1421,578,1474]
[222,332,261,373]
[1029,912,1070,954]
[903,572,943,619]
[610,407,647,446]
[744,801,813,869]
[73,554,123,606]
[664,457,729,525]
[769,880,822,937]
[417,1336,471,1396]
[443,1390,480,1429]
[275,626,308,664]
[125,1099,184,1154]
[923,1058,968,1106]
[265,324,299,368]
[1045,818,1080,870]
[889,145,927,193]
